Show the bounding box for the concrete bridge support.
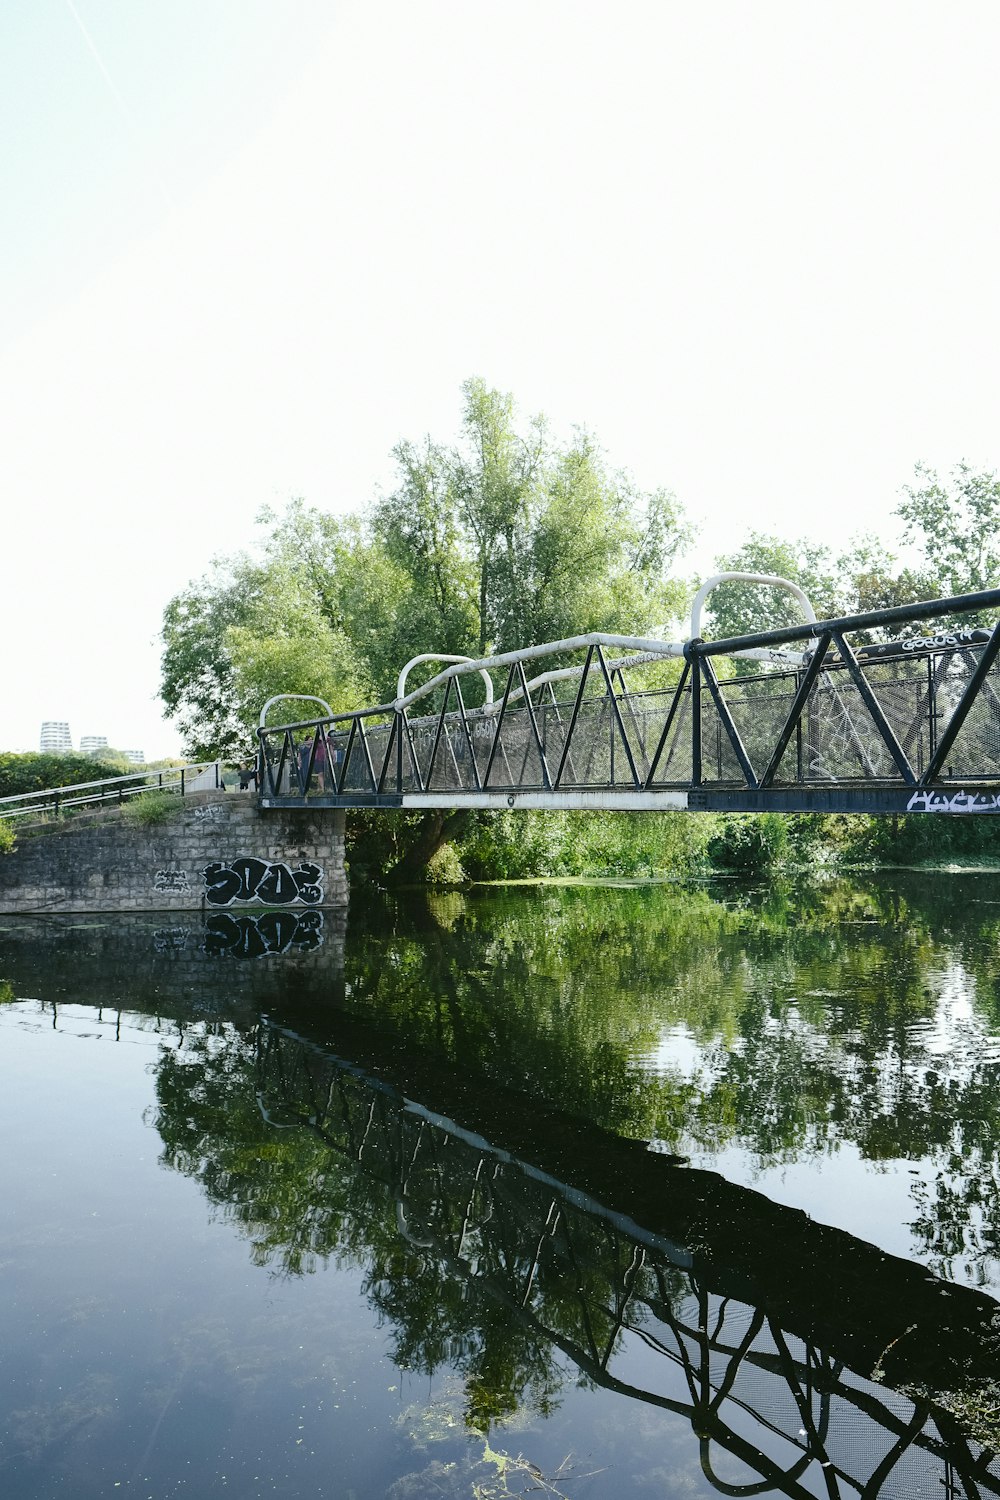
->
[0,791,347,915]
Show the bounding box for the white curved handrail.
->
[396,653,495,707]
[689,572,817,640]
[259,576,816,732]
[259,693,334,729]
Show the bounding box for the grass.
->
[120,790,180,828]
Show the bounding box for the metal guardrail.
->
[0,761,228,822]
[256,588,1000,816]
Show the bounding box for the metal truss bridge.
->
[257,575,1000,816]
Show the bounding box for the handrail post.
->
[180,768,185,797]
[686,640,703,785]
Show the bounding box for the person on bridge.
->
[313,735,327,793]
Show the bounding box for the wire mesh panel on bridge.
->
[256,597,1000,808]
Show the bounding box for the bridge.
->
[257,576,1000,817]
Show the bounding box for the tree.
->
[705,533,849,643]
[159,506,373,759]
[160,380,692,753]
[706,531,941,650]
[371,378,691,672]
[896,462,1000,614]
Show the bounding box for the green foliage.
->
[121,790,179,827]
[841,812,1000,866]
[0,818,15,856]
[897,461,1000,613]
[706,531,929,656]
[708,533,849,640]
[0,751,130,799]
[160,505,373,759]
[457,810,714,881]
[160,382,692,757]
[707,813,789,874]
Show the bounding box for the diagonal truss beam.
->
[831,633,916,785]
[699,656,759,789]
[921,618,1000,783]
[759,632,832,789]
[595,645,641,787]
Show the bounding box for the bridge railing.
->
[0,761,228,822]
[256,588,1000,812]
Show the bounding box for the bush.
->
[121,791,179,827]
[706,814,789,874]
[0,818,15,855]
[457,809,716,881]
[0,751,129,798]
[841,811,1000,866]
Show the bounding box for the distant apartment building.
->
[80,735,109,756]
[40,722,72,752]
[123,750,145,765]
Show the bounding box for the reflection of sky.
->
[0,997,851,1500]
[639,958,1000,1292]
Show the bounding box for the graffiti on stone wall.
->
[192,804,223,823]
[203,856,323,906]
[153,926,190,952]
[204,909,324,957]
[154,869,190,894]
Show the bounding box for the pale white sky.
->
[3,1,1000,757]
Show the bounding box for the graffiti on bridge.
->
[203,856,324,906]
[906,789,1000,814]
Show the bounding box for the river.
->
[2,871,999,1498]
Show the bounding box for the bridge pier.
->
[0,791,348,915]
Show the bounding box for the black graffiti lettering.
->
[203,862,243,905]
[234,857,270,900]
[203,910,325,957]
[202,856,324,906]
[255,862,298,905]
[290,862,322,902]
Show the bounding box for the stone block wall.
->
[0,910,348,1021]
[0,791,347,913]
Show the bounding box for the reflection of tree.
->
[327,879,1000,1278]
[332,882,995,1224]
[152,1019,1000,1494]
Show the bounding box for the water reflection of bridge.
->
[255,1023,1000,1500]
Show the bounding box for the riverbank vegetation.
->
[157,380,1000,884]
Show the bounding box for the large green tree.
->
[159,517,371,761]
[160,380,692,756]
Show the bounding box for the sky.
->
[3,1,1000,758]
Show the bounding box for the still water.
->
[2,873,1000,1498]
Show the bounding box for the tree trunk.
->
[383,809,474,885]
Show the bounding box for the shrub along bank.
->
[348,806,1000,886]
